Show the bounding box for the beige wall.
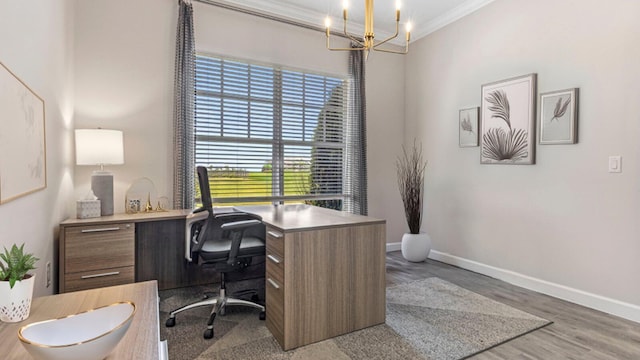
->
[0,0,75,296]
[73,0,406,244]
[405,0,640,308]
[3,0,636,321]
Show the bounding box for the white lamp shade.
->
[75,129,124,166]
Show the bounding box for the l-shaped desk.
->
[59,204,386,351]
[235,205,386,350]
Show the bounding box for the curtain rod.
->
[193,0,351,40]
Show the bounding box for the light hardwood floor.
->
[386,251,640,360]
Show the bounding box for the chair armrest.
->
[219,216,263,266]
[220,219,261,231]
[185,210,209,262]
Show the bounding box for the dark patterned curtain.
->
[173,0,195,209]
[345,46,368,215]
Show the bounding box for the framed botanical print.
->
[0,61,47,204]
[459,107,479,147]
[539,88,578,145]
[480,73,537,165]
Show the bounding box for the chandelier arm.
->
[327,31,365,51]
[328,46,367,51]
[372,21,400,49]
[343,20,366,47]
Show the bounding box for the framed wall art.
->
[539,88,578,145]
[480,73,537,165]
[459,107,479,147]
[0,61,47,204]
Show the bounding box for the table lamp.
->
[75,129,124,216]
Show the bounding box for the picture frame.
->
[539,88,578,145]
[459,107,479,147]
[126,197,141,214]
[480,73,536,165]
[0,61,47,204]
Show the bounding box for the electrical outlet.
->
[45,262,51,288]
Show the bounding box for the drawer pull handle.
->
[81,227,121,233]
[267,278,280,289]
[267,231,283,239]
[81,271,120,279]
[267,254,281,264]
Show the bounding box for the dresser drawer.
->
[266,228,284,257]
[64,223,134,274]
[266,267,285,348]
[64,265,135,292]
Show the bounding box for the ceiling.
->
[210,0,496,45]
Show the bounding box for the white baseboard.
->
[426,250,640,324]
[387,244,640,323]
[386,242,401,253]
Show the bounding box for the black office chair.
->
[165,166,266,339]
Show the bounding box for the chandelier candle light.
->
[325,0,412,58]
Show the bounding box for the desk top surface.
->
[234,204,385,232]
[0,280,160,359]
[60,209,193,226]
[60,206,385,233]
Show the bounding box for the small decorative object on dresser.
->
[396,140,431,262]
[0,244,39,322]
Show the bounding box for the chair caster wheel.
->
[204,328,214,339]
[259,311,266,321]
[251,294,260,302]
[165,317,176,327]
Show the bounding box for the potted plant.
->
[396,140,430,262]
[0,243,39,322]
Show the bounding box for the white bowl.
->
[18,301,135,360]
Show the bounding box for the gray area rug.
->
[160,277,551,359]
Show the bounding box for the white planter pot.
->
[401,233,431,262]
[0,274,35,322]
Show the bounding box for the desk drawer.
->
[64,265,135,292]
[64,223,134,274]
[266,267,284,348]
[266,228,284,257]
[266,250,284,277]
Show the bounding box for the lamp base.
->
[91,171,114,216]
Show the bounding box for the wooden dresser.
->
[61,222,135,292]
[58,210,192,293]
[236,205,387,351]
[59,209,263,293]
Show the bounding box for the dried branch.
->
[396,140,427,234]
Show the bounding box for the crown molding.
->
[210,0,327,29]
[411,0,496,40]
[202,0,496,46]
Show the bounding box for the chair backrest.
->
[197,166,213,211]
[188,166,265,265]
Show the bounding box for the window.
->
[194,55,348,209]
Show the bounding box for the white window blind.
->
[194,55,347,207]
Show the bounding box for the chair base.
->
[165,287,265,339]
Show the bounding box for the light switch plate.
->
[608,156,622,173]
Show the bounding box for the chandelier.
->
[325,0,412,57]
